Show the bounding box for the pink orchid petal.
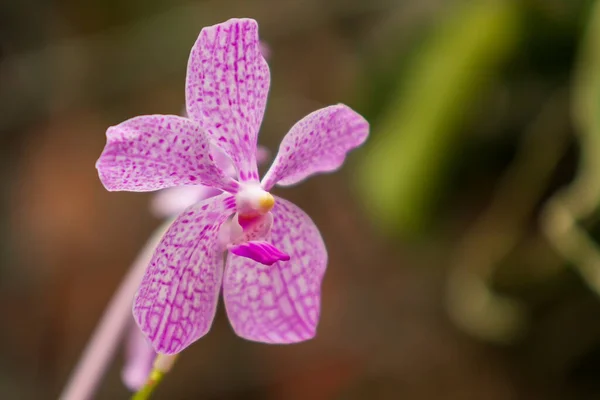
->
[229,241,290,266]
[261,104,369,190]
[96,115,239,193]
[259,41,271,60]
[210,142,237,176]
[150,185,219,218]
[223,196,327,343]
[256,145,270,165]
[186,18,270,183]
[122,323,155,391]
[133,194,236,354]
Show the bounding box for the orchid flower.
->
[96,18,369,356]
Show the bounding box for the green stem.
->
[131,370,165,400]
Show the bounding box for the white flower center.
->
[235,184,275,218]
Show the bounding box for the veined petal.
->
[122,323,155,391]
[133,194,236,354]
[223,196,326,343]
[186,18,270,183]
[261,104,369,190]
[96,115,239,193]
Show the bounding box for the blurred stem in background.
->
[542,0,600,296]
[357,0,519,235]
[447,91,571,343]
[60,221,171,400]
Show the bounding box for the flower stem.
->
[131,354,178,400]
[131,370,164,400]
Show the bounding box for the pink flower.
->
[96,18,369,354]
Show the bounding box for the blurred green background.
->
[3,0,600,398]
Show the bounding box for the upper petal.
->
[96,115,239,193]
[186,18,270,183]
[223,196,327,343]
[261,104,369,190]
[133,194,236,354]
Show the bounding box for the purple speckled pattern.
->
[223,196,326,343]
[186,18,270,183]
[96,115,239,193]
[133,194,236,354]
[261,104,369,190]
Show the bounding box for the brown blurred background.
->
[3,0,600,399]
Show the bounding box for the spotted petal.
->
[223,196,326,343]
[96,115,239,193]
[186,18,270,183]
[261,104,369,190]
[133,194,236,354]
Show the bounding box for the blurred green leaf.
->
[357,0,520,235]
